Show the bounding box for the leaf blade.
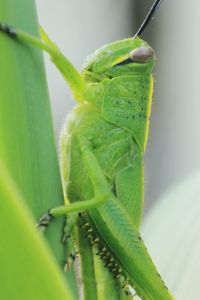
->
[0,160,75,300]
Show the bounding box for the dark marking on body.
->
[0,24,16,37]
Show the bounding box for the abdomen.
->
[61,103,143,226]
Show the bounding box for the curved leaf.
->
[0,160,74,300]
[142,171,200,300]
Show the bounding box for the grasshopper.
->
[0,0,175,299]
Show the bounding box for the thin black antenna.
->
[135,0,163,37]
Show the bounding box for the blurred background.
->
[35,0,200,213]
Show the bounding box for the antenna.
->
[135,0,163,37]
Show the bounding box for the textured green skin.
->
[61,38,174,299]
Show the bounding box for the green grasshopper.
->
[0,0,175,299]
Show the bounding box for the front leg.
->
[0,23,86,101]
[37,194,108,231]
[37,195,107,273]
[62,213,79,272]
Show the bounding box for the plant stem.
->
[0,0,77,297]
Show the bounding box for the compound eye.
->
[129,46,155,63]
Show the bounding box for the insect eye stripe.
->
[115,58,133,66]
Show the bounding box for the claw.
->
[62,234,71,244]
[36,210,53,231]
[64,252,78,272]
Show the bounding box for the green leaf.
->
[142,171,200,299]
[0,159,74,300]
[0,0,64,260]
[0,0,77,297]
